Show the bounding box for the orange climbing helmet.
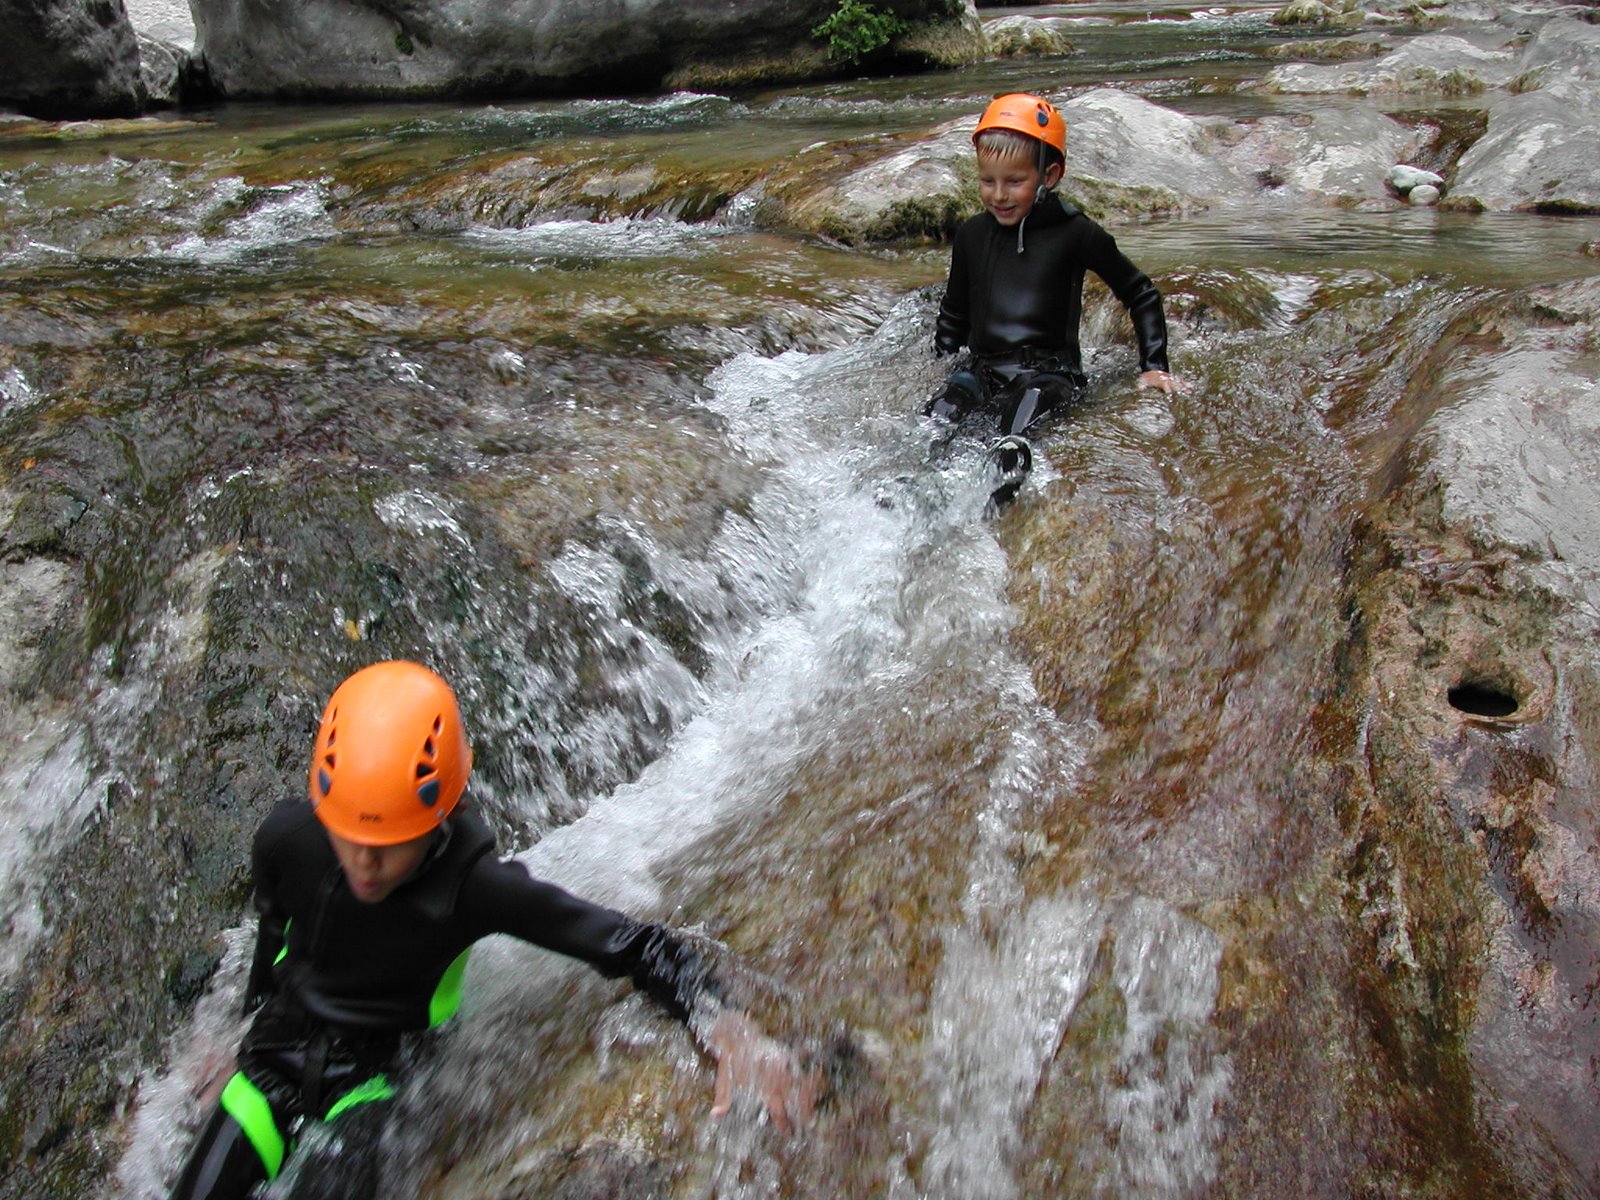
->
[308,661,473,845]
[973,92,1066,158]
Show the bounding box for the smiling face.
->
[976,149,1063,227]
[325,828,435,903]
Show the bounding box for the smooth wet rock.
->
[1346,277,1600,1187]
[1407,182,1441,204]
[779,123,976,244]
[1265,34,1393,60]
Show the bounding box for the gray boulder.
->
[983,14,1077,57]
[1446,87,1600,212]
[1217,105,1419,206]
[1060,88,1255,215]
[780,122,977,245]
[0,0,145,118]
[775,84,1438,241]
[136,33,185,107]
[1256,31,1519,94]
[1445,19,1600,212]
[1272,0,1363,29]
[1508,12,1600,92]
[192,0,982,100]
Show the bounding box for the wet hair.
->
[975,128,1065,173]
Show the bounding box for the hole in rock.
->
[1447,680,1519,718]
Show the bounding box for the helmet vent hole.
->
[423,737,436,759]
[317,768,333,798]
[418,779,441,808]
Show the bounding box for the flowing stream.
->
[3,5,1600,1199]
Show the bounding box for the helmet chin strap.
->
[1018,140,1050,255]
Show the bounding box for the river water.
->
[3,4,1600,1199]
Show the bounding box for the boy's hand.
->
[705,1007,818,1135]
[1138,369,1183,395]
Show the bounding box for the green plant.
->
[811,0,906,65]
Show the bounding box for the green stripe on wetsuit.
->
[220,1073,289,1180]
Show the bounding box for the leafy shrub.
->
[811,0,906,65]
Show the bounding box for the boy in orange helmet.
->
[169,660,811,1200]
[930,92,1181,508]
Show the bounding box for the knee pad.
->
[926,368,985,421]
[998,372,1080,436]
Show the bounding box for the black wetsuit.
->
[170,799,707,1200]
[930,193,1171,437]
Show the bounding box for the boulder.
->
[1425,19,1600,213]
[1272,0,1362,28]
[1059,88,1255,215]
[1264,35,1393,60]
[1508,13,1600,92]
[1256,31,1519,94]
[1445,87,1600,212]
[1217,106,1419,206]
[0,0,145,118]
[772,83,1444,240]
[136,34,186,107]
[982,14,1077,57]
[770,121,975,244]
[191,0,983,100]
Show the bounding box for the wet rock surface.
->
[1334,276,1600,1190]
[994,274,1600,1196]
